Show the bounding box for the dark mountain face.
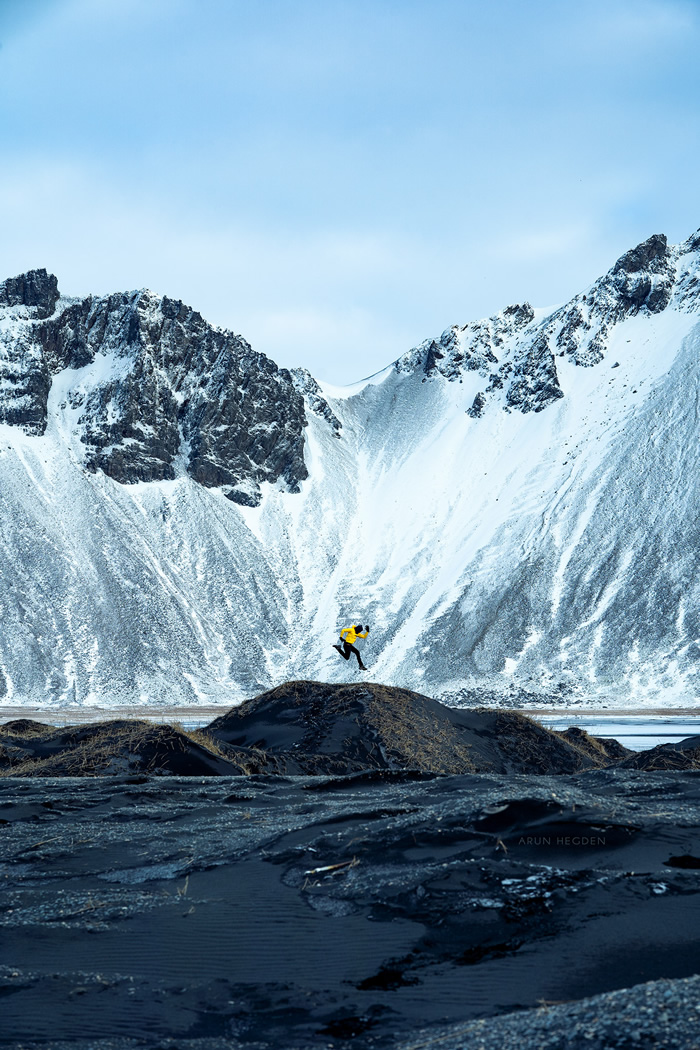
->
[0,274,308,505]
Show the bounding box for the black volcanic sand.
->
[5,680,697,779]
[0,719,256,778]
[2,681,700,1048]
[2,769,700,1048]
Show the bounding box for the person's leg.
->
[348,644,367,670]
[340,641,352,661]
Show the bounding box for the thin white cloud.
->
[577,0,698,52]
[488,226,594,265]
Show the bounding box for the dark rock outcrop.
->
[0,339,51,433]
[467,391,487,418]
[619,734,700,771]
[613,233,669,276]
[505,334,564,413]
[557,725,632,764]
[0,268,59,319]
[0,275,309,504]
[611,233,674,314]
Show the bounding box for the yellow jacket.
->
[340,625,368,646]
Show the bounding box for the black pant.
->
[340,641,364,667]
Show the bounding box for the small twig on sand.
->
[22,836,64,853]
[303,857,359,877]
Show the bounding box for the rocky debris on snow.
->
[291,368,342,435]
[440,681,582,708]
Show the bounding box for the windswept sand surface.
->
[3,769,700,1048]
[3,684,700,1047]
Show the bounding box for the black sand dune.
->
[621,734,700,771]
[5,680,684,779]
[3,682,700,1048]
[0,718,249,777]
[205,680,626,775]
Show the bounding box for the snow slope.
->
[1,231,700,707]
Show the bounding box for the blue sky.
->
[1,0,699,383]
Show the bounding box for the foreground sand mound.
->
[5,681,700,778]
[620,734,700,771]
[204,680,632,775]
[0,719,248,776]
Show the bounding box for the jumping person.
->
[333,623,370,671]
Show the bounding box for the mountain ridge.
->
[1,228,700,707]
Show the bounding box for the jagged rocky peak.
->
[396,228,700,423]
[396,301,535,382]
[0,268,60,319]
[613,232,669,274]
[395,298,561,419]
[502,233,686,410]
[548,232,688,370]
[609,232,674,314]
[0,276,310,506]
[394,297,561,418]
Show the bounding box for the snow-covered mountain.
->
[2,229,700,708]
